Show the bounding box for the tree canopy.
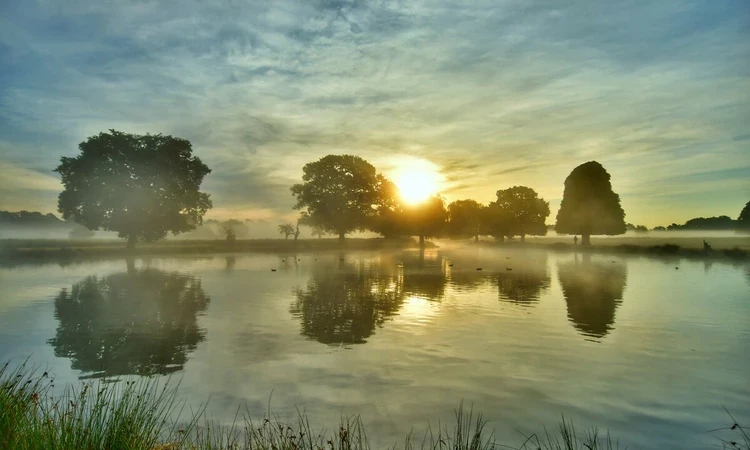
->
[555,161,625,245]
[739,201,750,231]
[490,186,550,241]
[278,223,295,239]
[400,195,448,246]
[447,199,486,241]
[290,155,390,240]
[55,130,212,247]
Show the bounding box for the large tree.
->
[490,186,550,242]
[290,155,391,240]
[401,196,448,247]
[55,130,212,248]
[555,161,626,246]
[737,201,750,232]
[447,199,486,242]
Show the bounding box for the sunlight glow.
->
[389,157,444,205]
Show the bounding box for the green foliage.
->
[555,161,626,242]
[290,155,391,239]
[376,196,448,243]
[277,223,295,239]
[55,130,212,247]
[739,201,750,229]
[447,199,486,239]
[490,186,550,240]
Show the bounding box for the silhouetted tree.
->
[557,257,627,340]
[54,130,212,248]
[490,186,550,242]
[652,226,666,231]
[555,161,626,246]
[294,222,301,241]
[278,223,295,240]
[447,199,486,242]
[310,225,327,239]
[739,201,750,232]
[401,196,448,247]
[626,223,649,233]
[48,268,210,377]
[290,155,392,241]
[484,202,513,243]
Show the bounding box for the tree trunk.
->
[520,235,526,243]
[498,235,505,244]
[285,235,289,240]
[474,234,478,243]
[126,235,137,249]
[582,234,591,246]
[339,232,346,242]
[419,235,425,247]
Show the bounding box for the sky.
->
[0,0,748,228]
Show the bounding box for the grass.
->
[0,361,629,450]
[3,362,748,450]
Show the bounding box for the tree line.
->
[51,130,750,247]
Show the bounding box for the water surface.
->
[1,248,748,449]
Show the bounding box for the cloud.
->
[0,0,748,228]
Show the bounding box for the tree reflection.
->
[49,268,210,378]
[290,255,447,345]
[495,254,551,306]
[557,256,627,339]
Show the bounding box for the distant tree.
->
[447,199,486,242]
[652,226,667,231]
[401,196,448,247]
[278,223,295,240]
[739,201,750,231]
[491,186,550,242]
[310,226,327,239]
[290,155,392,241]
[223,225,236,242]
[626,223,649,234]
[555,161,626,246]
[69,225,95,240]
[55,130,212,248]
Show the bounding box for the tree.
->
[294,222,301,241]
[401,196,447,247]
[490,186,550,242]
[290,155,392,241]
[310,226,327,239]
[278,223,295,240]
[447,199,486,242]
[555,161,626,246]
[739,201,750,231]
[55,130,212,248]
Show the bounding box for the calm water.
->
[1,247,748,449]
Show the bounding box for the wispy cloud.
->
[0,0,748,227]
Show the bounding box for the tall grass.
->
[2,362,746,450]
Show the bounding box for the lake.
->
[1,247,748,449]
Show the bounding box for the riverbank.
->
[0,237,423,266]
[1,236,747,268]
[2,363,746,450]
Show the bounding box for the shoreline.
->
[0,237,747,268]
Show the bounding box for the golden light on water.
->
[389,156,444,205]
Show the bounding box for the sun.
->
[390,157,444,205]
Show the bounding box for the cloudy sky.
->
[1,0,748,228]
